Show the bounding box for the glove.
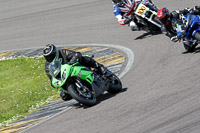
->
[171,36,179,42]
[124,17,132,24]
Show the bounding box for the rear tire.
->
[183,43,196,52]
[107,74,122,94]
[68,84,96,106]
[183,39,198,52]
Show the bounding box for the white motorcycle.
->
[133,1,162,33]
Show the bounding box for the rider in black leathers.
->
[157,6,200,52]
[43,44,107,101]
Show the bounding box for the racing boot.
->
[95,62,108,76]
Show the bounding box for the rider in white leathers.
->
[112,0,158,31]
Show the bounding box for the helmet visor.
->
[157,8,170,25]
[48,58,62,78]
[43,44,58,62]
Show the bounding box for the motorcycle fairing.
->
[91,75,109,97]
[70,66,94,84]
[192,28,200,37]
[185,15,200,40]
[135,3,147,17]
[134,3,161,28]
[51,64,71,88]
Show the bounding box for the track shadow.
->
[182,45,200,54]
[194,46,200,53]
[73,88,128,109]
[134,31,163,40]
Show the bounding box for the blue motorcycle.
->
[176,14,200,51]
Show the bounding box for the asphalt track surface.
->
[1,0,200,133]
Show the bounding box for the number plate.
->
[135,4,146,16]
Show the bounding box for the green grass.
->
[0,57,59,126]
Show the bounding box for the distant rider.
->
[42,44,107,101]
[112,0,158,31]
[157,6,200,52]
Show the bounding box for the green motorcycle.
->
[48,57,122,106]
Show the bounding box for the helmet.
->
[43,44,58,62]
[112,0,125,7]
[157,8,171,26]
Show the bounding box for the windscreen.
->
[48,59,62,78]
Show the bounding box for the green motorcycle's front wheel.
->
[68,84,97,106]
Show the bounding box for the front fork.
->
[74,79,94,98]
[60,78,84,93]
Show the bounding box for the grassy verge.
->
[0,57,59,127]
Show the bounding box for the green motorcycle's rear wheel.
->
[68,84,97,106]
[107,74,122,94]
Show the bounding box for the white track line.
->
[0,43,134,78]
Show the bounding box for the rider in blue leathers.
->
[112,0,158,31]
[157,6,200,52]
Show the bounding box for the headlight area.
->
[55,81,62,85]
[62,70,67,80]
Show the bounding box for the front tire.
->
[107,74,122,94]
[68,84,97,106]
